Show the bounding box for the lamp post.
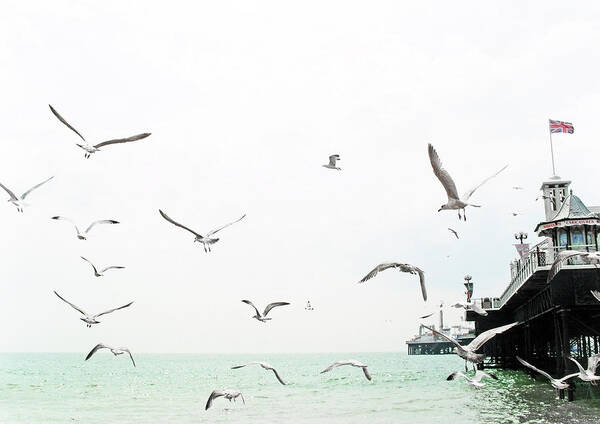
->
[514,232,528,244]
[464,275,473,303]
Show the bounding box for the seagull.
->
[305,300,314,311]
[591,290,600,302]
[231,362,286,385]
[446,370,498,388]
[81,257,125,277]
[516,356,579,390]
[54,291,133,328]
[241,300,290,322]
[85,343,136,367]
[450,301,488,316]
[159,209,245,253]
[0,176,54,212]
[49,105,151,158]
[358,262,427,301]
[51,216,119,240]
[418,301,444,319]
[547,250,600,283]
[423,322,518,370]
[568,354,600,385]
[428,143,508,220]
[320,360,371,381]
[448,228,459,239]
[511,212,521,217]
[205,390,245,410]
[322,154,341,170]
[512,186,524,190]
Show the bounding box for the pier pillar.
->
[559,309,571,374]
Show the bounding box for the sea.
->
[1,352,600,423]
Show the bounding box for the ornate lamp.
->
[514,232,528,244]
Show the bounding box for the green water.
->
[1,353,599,423]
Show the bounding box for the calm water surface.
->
[1,353,600,423]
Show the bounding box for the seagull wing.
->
[54,291,88,316]
[568,357,586,374]
[547,250,587,283]
[20,176,54,200]
[361,367,372,381]
[93,133,151,149]
[467,322,518,352]
[49,105,86,142]
[85,220,119,234]
[100,266,125,273]
[271,367,286,385]
[85,343,108,361]
[587,354,600,374]
[80,256,98,275]
[159,209,202,237]
[516,356,554,382]
[590,290,600,303]
[414,267,427,301]
[321,361,346,373]
[421,325,464,351]
[448,228,459,239]
[446,371,469,382]
[241,299,261,316]
[263,302,290,317]
[207,214,246,236]
[471,303,488,316]
[123,349,136,367]
[328,154,340,166]
[205,390,225,410]
[51,216,81,236]
[0,182,18,201]
[462,164,508,201]
[474,370,498,382]
[93,301,133,319]
[428,143,459,201]
[559,372,580,383]
[358,263,399,283]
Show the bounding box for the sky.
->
[1,0,600,353]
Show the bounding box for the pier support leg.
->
[559,389,565,399]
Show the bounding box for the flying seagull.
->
[547,250,600,283]
[51,216,119,240]
[450,302,488,316]
[159,209,245,253]
[446,370,498,388]
[54,291,133,327]
[322,154,341,170]
[231,362,286,385]
[516,356,578,390]
[423,322,518,370]
[0,176,54,212]
[205,390,245,410]
[591,290,600,303]
[85,343,136,367]
[49,104,151,158]
[512,186,524,190]
[568,354,600,385]
[321,360,371,381]
[241,300,290,322]
[358,262,427,301]
[448,228,459,239]
[80,257,125,277]
[428,143,508,220]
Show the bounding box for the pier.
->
[466,177,600,400]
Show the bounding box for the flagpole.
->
[548,121,557,177]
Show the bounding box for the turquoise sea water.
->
[1,352,600,423]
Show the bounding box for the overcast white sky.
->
[1,1,600,353]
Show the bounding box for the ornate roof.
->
[535,191,600,235]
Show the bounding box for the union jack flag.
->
[549,119,574,134]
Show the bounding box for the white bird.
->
[85,343,136,367]
[241,300,290,322]
[205,389,245,410]
[81,257,125,277]
[568,354,600,385]
[451,301,488,316]
[423,322,518,370]
[321,360,371,381]
[516,356,579,390]
[49,105,151,158]
[159,209,245,253]
[418,301,444,319]
[358,262,427,301]
[0,176,54,212]
[512,186,524,190]
[322,154,341,170]
[51,216,119,240]
[448,228,459,239]
[231,361,286,385]
[305,300,314,311]
[446,370,498,388]
[591,290,600,303]
[428,143,508,220]
[547,250,600,283]
[54,291,133,328]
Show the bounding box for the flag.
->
[549,119,574,134]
